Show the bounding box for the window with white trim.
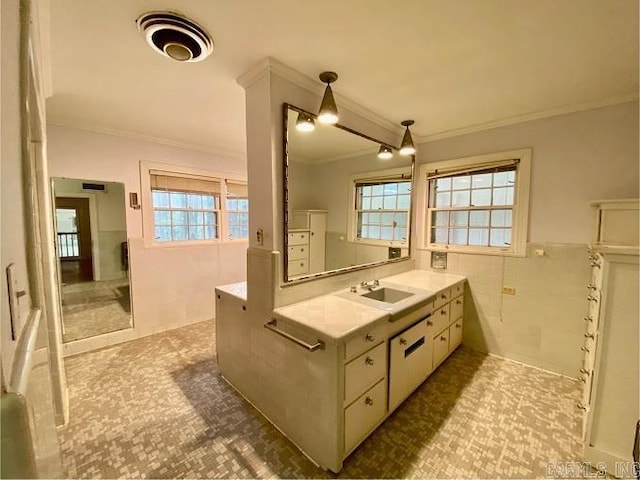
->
[225,180,249,240]
[356,180,411,243]
[422,150,531,256]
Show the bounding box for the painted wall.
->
[415,101,639,375]
[47,125,248,355]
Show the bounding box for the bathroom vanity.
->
[215,269,466,472]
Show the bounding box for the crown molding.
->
[237,57,403,136]
[416,93,639,143]
[47,120,247,161]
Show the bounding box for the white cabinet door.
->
[308,212,327,274]
[389,320,430,411]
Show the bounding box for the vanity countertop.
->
[216,281,247,301]
[272,269,466,343]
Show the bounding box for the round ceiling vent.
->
[136,11,213,62]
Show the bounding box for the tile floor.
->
[59,320,583,478]
[61,278,132,342]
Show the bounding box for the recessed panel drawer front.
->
[433,289,450,309]
[288,259,308,276]
[344,379,386,454]
[288,245,308,261]
[344,343,386,405]
[389,320,430,411]
[450,282,464,298]
[345,324,385,361]
[433,329,450,366]
[288,232,309,246]
[449,319,463,350]
[450,295,464,321]
[431,303,450,334]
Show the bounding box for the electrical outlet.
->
[502,285,516,295]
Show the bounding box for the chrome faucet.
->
[359,279,380,291]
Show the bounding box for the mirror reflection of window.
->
[356,181,411,243]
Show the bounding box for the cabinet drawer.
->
[344,380,386,454]
[449,318,463,350]
[288,259,308,276]
[450,282,464,298]
[433,289,450,309]
[450,295,464,321]
[389,319,430,411]
[345,324,385,361]
[344,343,386,405]
[288,232,309,246]
[433,329,450,367]
[430,303,450,335]
[288,245,308,261]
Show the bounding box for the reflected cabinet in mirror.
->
[283,104,413,282]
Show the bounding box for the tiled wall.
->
[416,243,590,377]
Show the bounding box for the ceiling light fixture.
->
[399,120,416,156]
[377,145,393,160]
[136,11,214,63]
[318,71,339,125]
[295,112,315,132]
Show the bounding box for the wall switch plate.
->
[534,249,545,257]
[431,251,447,270]
[502,285,516,295]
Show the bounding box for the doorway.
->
[55,197,93,284]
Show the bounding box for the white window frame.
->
[224,179,249,241]
[347,167,412,248]
[140,161,248,248]
[416,149,531,257]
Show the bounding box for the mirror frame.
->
[282,103,414,283]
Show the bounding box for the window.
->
[226,181,249,240]
[151,174,220,242]
[420,149,531,256]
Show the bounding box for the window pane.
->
[56,209,77,232]
[154,210,171,225]
[383,183,397,195]
[452,176,471,190]
[471,189,491,207]
[451,190,471,207]
[188,226,203,240]
[371,197,383,209]
[472,173,492,189]
[155,226,171,242]
[450,211,469,227]
[172,226,188,241]
[493,186,514,206]
[493,170,515,187]
[226,198,238,210]
[491,209,513,227]
[205,226,217,239]
[372,185,383,196]
[469,228,489,246]
[189,211,204,225]
[432,228,448,244]
[394,227,407,240]
[237,199,248,211]
[433,211,449,227]
[171,211,187,225]
[381,213,394,225]
[435,192,451,207]
[238,213,248,226]
[490,228,512,246]
[381,227,393,240]
[398,182,411,194]
[369,226,380,238]
[361,197,371,210]
[450,228,468,245]
[187,194,202,209]
[170,192,187,208]
[362,185,372,196]
[203,195,215,209]
[395,212,408,226]
[152,191,170,208]
[397,194,411,209]
[383,196,396,209]
[469,210,490,227]
[359,225,368,238]
[369,212,381,224]
[204,212,215,225]
[435,178,451,191]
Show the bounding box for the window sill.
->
[421,244,525,257]
[349,239,409,249]
[142,238,249,249]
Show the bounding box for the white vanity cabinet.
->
[430,285,464,370]
[287,230,310,276]
[290,210,327,275]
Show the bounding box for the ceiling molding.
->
[47,120,247,160]
[237,57,404,136]
[416,93,639,144]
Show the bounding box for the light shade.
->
[295,112,315,132]
[399,120,416,156]
[318,71,339,125]
[377,145,393,160]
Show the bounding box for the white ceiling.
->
[46,0,638,161]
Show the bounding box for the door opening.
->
[55,197,93,284]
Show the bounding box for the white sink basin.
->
[361,287,414,304]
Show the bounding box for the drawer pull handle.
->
[365,396,374,406]
[579,376,587,383]
[580,368,590,375]
[301,248,304,252]
[590,262,601,269]
[586,296,598,302]
[456,300,462,305]
[455,323,462,328]
[399,338,407,345]
[441,310,447,315]
[581,346,590,353]
[365,333,375,342]
[441,294,447,299]
[584,316,593,322]
[264,319,324,352]
[577,402,587,411]
[584,332,595,339]
[426,320,433,326]
[440,336,447,342]
[586,283,597,291]
[365,357,374,366]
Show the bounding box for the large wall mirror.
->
[53,177,132,342]
[283,104,413,282]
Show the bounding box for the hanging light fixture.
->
[399,120,416,156]
[295,112,315,132]
[318,71,339,124]
[377,144,393,160]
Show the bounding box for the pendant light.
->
[399,120,416,156]
[318,71,339,125]
[295,112,315,132]
[377,145,393,160]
